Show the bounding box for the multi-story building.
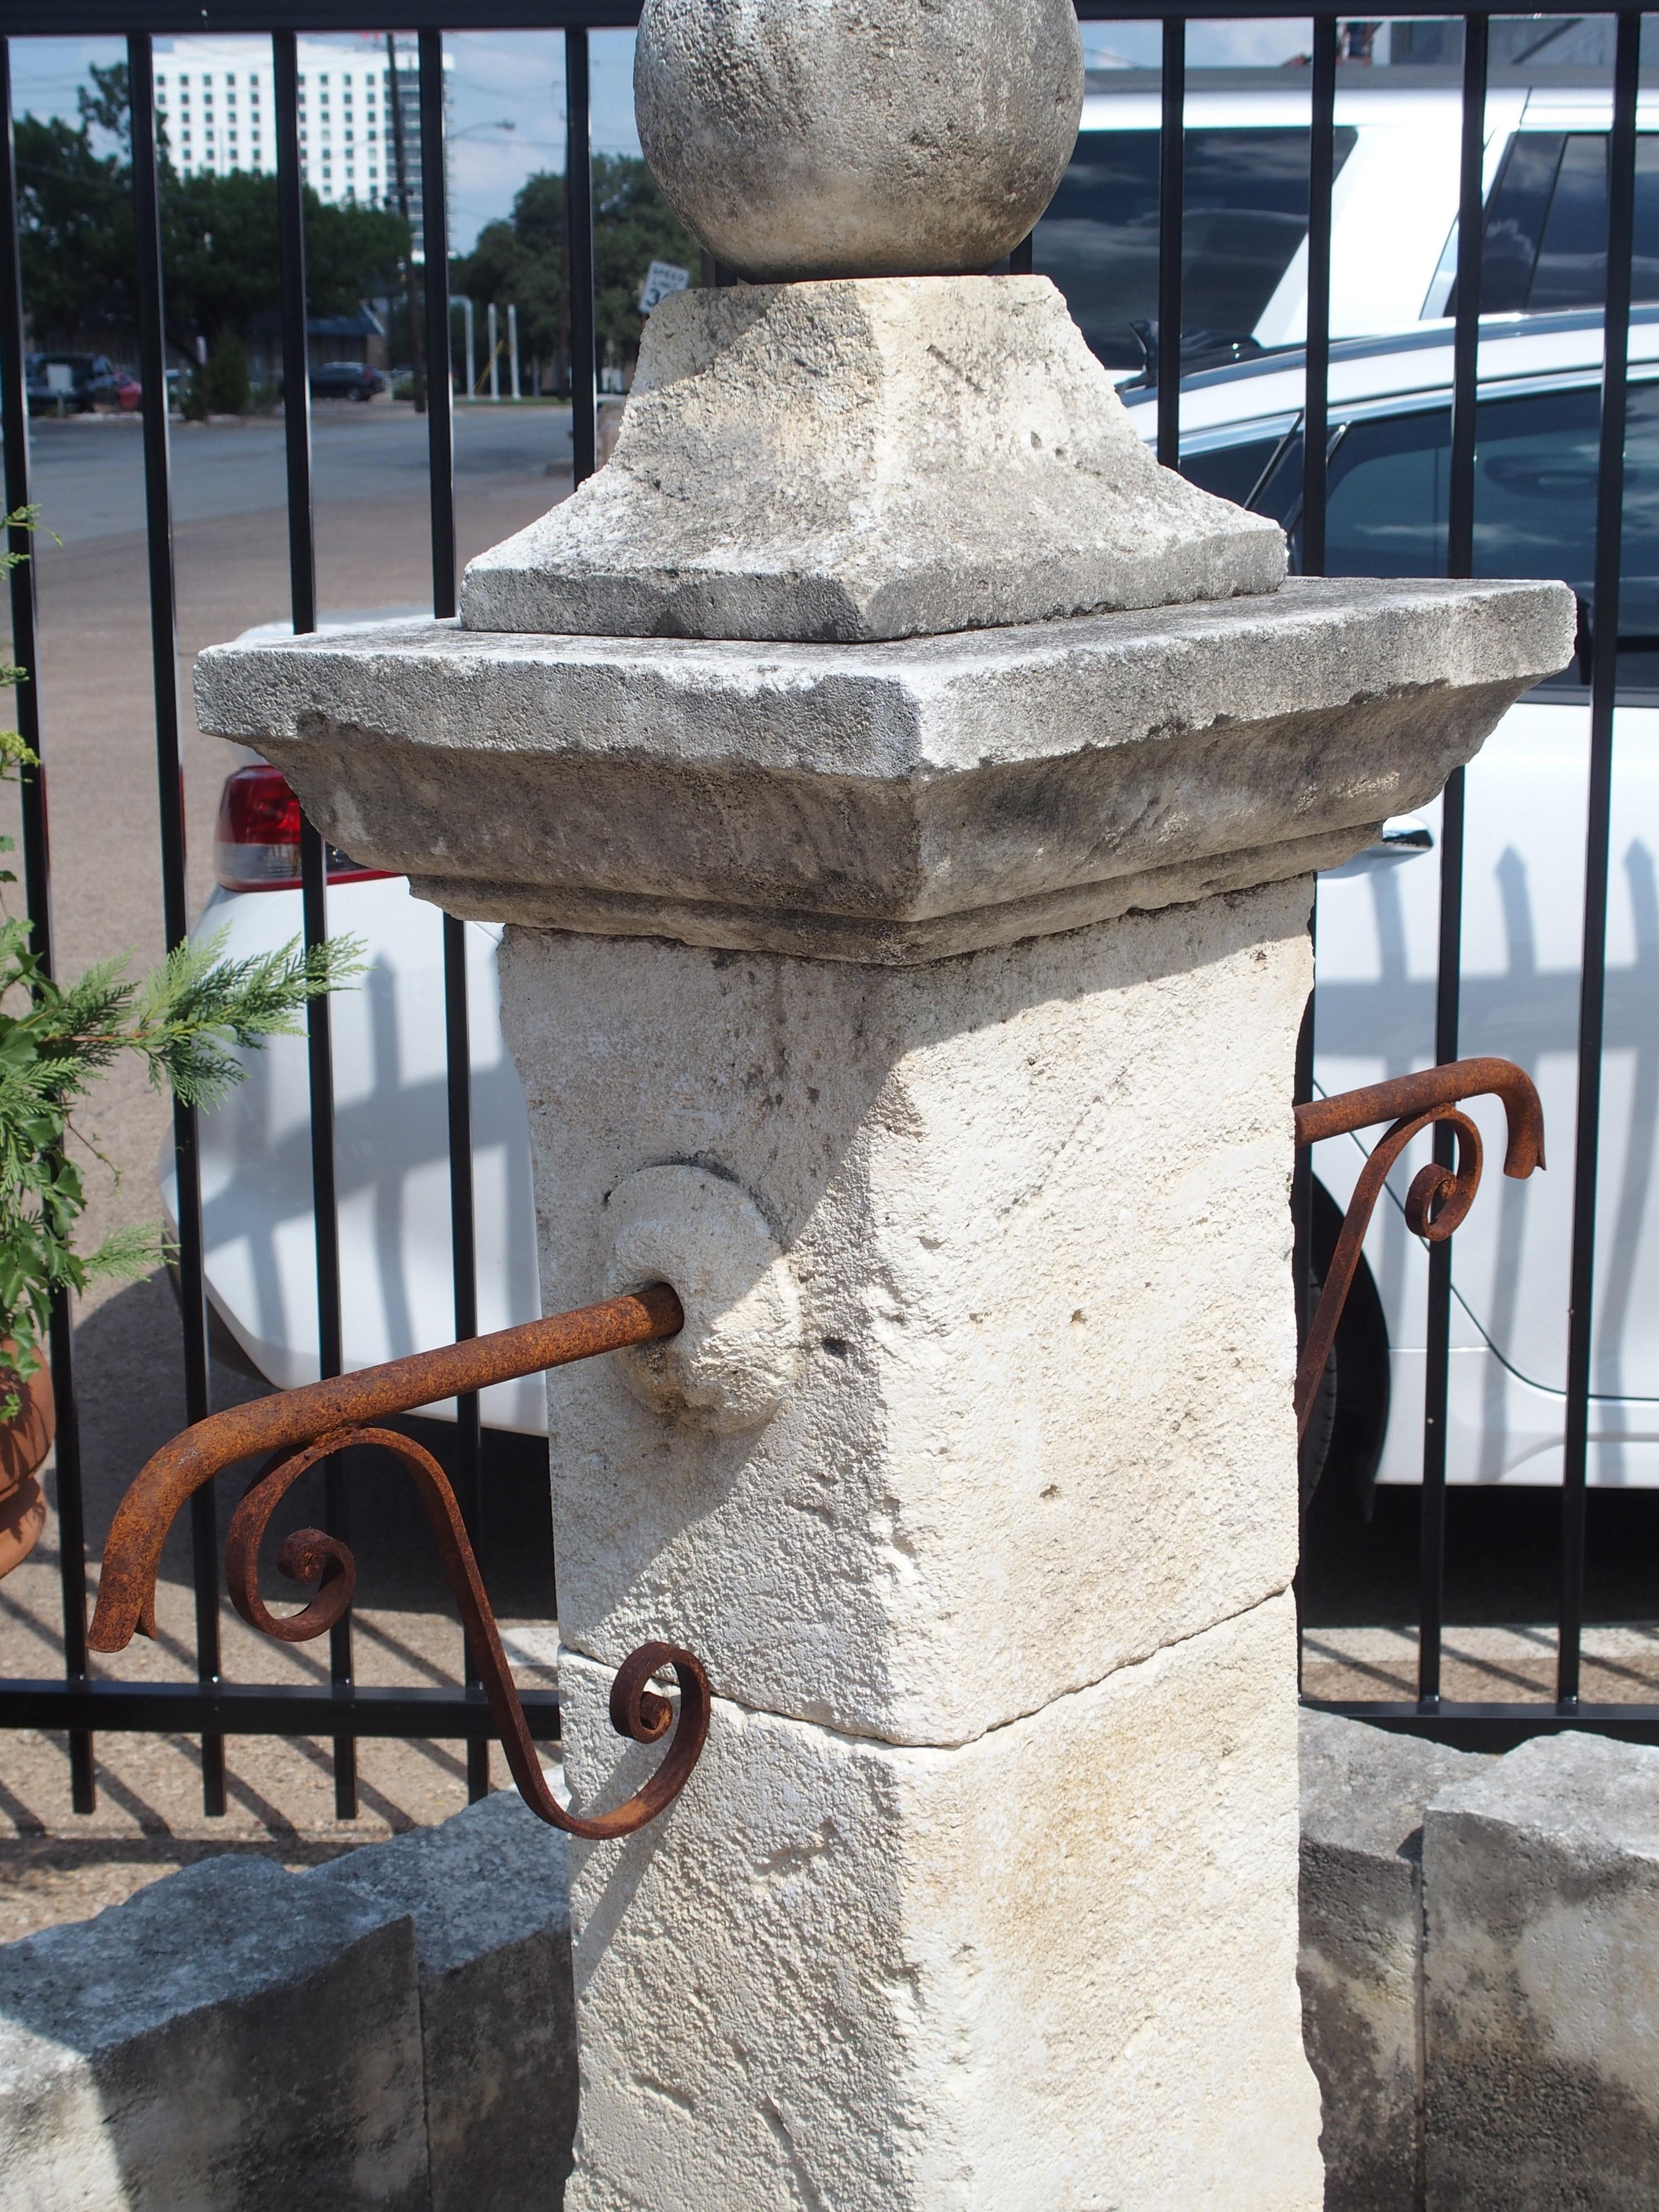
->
[153,36,451,253]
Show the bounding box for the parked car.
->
[307,362,385,402]
[1115,306,1659,1495]
[1041,67,1659,375]
[25,353,128,414]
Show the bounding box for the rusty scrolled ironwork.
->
[88,1283,710,1840]
[1292,1056,1545,1439]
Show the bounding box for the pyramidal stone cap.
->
[459,275,1288,645]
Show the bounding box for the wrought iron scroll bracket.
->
[86,1284,710,1840]
[1292,1055,1546,1440]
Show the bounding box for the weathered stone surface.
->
[0,1855,427,2211]
[601,1163,805,1435]
[1299,1711,1492,2212]
[501,880,1308,1745]
[195,575,1575,964]
[459,279,1283,643]
[561,1594,1321,2212]
[1423,1731,1659,2210]
[316,1791,579,2212]
[635,0,1083,282]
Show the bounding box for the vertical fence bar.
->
[422,28,457,620]
[1291,982,1316,1564]
[566,28,597,487]
[1419,12,1489,1711]
[0,38,94,1815]
[274,34,316,639]
[1156,18,1184,469]
[1290,17,1337,1584]
[419,27,487,1803]
[128,34,225,1817]
[275,33,355,1816]
[1559,10,1640,1709]
[1301,14,1337,578]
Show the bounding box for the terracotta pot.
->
[0,1354,53,1579]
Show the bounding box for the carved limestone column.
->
[195,1,1573,2200]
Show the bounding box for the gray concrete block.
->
[1299,1711,1492,2212]
[0,1852,428,2212]
[316,1790,576,2212]
[1423,1731,1659,2210]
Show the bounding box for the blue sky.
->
[8,20,1315,254]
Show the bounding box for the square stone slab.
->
[458,278,1286,644]
[194,573,1575,966]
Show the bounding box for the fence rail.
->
[1,2,1656,1825]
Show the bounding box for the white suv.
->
[1049,66,1659,375]
[1116,307,1659,1495]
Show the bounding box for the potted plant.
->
[0,507,358,1574]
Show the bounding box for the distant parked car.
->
[25,353,126,414]
[308,362,385,402]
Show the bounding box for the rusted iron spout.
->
[1294,1054,1545,1177]
[89,1284,681,1655]
[1292,1056,1545,1443]
[86,1282,709,1841]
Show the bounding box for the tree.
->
[163,169,406,347]
[77,60,136,157]
[591,154,701,378]
[204,333,250,415]
[12,115,134,342]
[456,172,567,393]
[14,61,407,355]
[452,156,700,394]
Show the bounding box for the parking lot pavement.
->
[21,400,574,546]
[0,416,566,1925]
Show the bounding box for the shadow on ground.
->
[1302,1452,1659,1628]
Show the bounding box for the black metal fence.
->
[0,1,1653,1826]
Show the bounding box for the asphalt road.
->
[23,398,574,551]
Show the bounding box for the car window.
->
[1454,131,1659,314]
[1286,380,1659,682]
[1180,434,1289,508]
[1034,127,1357,371]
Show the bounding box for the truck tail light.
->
[214,765,393,892]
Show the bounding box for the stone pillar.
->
[192,1,1575,2200]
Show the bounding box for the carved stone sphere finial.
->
[634,0,1085,283]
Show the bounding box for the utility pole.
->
[508,303,521,400]
[453,295,476,399]
[386,31,426,415]
[488,299,499,400]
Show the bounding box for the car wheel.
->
[1299,1177,1391,1521]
